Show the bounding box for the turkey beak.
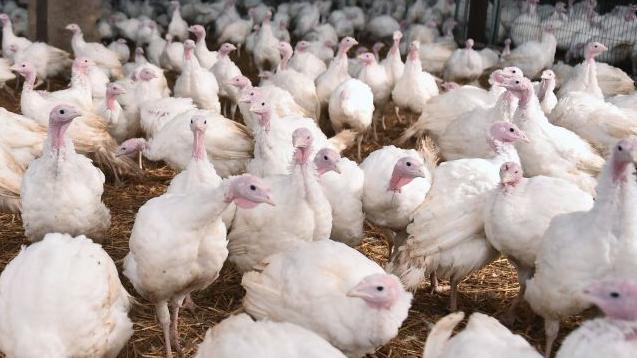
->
[599,44,608,52]
[263,193,275,206]
[333,164,342,174]
[346,282,372,300]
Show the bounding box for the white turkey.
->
[392,41,439,121]
[124,174,273,358]
[253,11,281,72]
[66,23,123,79]
[483,161,593,321]
[556,279,637,358]
[289,40,327,80]
[211,43,242,118]
[443,39,483,83]
[536,69,557,115]
[167,1,188,41]
[0,13,30,63]
[242,239,412,357]
[314,148,365,247]
[138,97,196,139]
[96,82,133,143]
[20,105,111,243]
[117,109,252,177]
[0,233,133,358]
[13,42,72,88]
[357,52,391,134]
[108,38,130,63]
[194,313,346,358]
[381,31,404,88]
[227,128,332,272]
[316,36,358,110]
[388,122,528,310]
[500,24,557,79]
[174,40,221,112]
[328,78,374,159]
[188,24,217,70]
[525,139,637,357]
[423,312,541,358]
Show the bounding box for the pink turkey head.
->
[49,105,81,151]
[188,25,206,41]
[338,36,358,54]
[65,23,81,33]
[347,273,403,310]
[116,138,148,156]
[540,69,555,80]
[611,139,637,182]
[358,52,376,65]
[584,41,607,62]
[138,68,157,81]
[227,75,252,90]
[292,128,314,165]
[504,38,512,52]
[225,174,275,208]
[408,41,420,60]
[106,82,126,96]
[190,115,207,160]
[278,41,294,59]
[465,38,474,49]
[499,77,534,104]
[219,43,237,56]
[583,279,637,321]
[388,157,426,193]
[184,39,195,60]
[10,62,34,77]
[72,57,93,75]
[489,121,529,144]
[239,87,262,103]
[499,162,523,190]
[392,31,403,41]
[0,13,9,25]
[314,148,341,175]
[296,41,310,52]
[248,98,272,131]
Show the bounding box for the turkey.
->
[314,148,365,247]
[117,109,252,177]
[315,36,358,111]
[216,8,254,54]
[0,143,23,212]
[328,78,374,159]
[360,144,434,252]
[525,139,637,357]
[21,105,111,243]
[96,82,134,143]
[536,69,557,115]
[483,162,593,321]
[438,80,519,160]
[211,43,241,118]
[227,128,332,272]
[167,1,188,41]
[0,233,133,358]
[357,52,391,134]
[230,76,308,130]
[500,24,557,79]
[556,279,637,358]
[124,175,273,358]
[557,42,607,99]
[174,40,221,112]
[66,23,123,79]
[388,122,528,310]
[0,107,46,168]
[270,41,320,119]
[423,312,541,358]
[194,313,346,358]
[510,0,541,46]
[399,67,524,144]
[289,41,327,80]
[0,13,30,63]
[391,41,439,121]
[253,11,281,72]
[160,34,185,72]
[13,42,72,88]
[381,31,404,88]
[188,24,217,70]
[108,38,130,63]
[504,76,604,195]
[12,61,139,179]
[139,97,196,139]
[443,39,483,84]
[242,239,412,357]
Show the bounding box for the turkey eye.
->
[512,70,516,73]
[594,45,598,48]
[323,155,328,160]
[121,146,126,150]
[249,185,256,190]
[618,145,623,151]
[610,292,620,298]
[21,64,25,67]
[261,102,265,106]
[509,128,515,132]
[515,80,520,84]
[406,162,412,166]
[376,286,384,291]
[59,110,65,114]
[190,119,193,124]
[203,120,207,124]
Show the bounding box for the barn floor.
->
[0,50,589,357]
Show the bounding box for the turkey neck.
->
[106,93,118,111]
[592,154,637,248]
[48,120,72,154]
[404,47,421,74]
[512,85,545,127]
[71,31,85,50]
[21,70,36,92]
[179,181,232,226]
[295,145,333,241]
[192,128,207,161]
[252,112,289,174]
[1,21,14,40]
[390,37,400,56]
[488,138,520,168]
[537,78,555,103]
[494,91,519,122]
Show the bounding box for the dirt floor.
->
[0,50,589,357]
